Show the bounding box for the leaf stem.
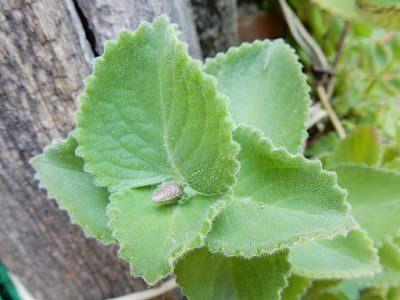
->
[106,278,179,300]
[316,84,346,139]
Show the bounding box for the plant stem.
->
[277,0,330,71]
[316,85,346,139]
[326,21,351,98]
[106,278,179,300]
[278,0,347,139]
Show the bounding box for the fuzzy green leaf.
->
[290,230,380,279]
[203,40,310,154]
[107,187,227,284]
[30,136,114,244]
[206,125,355,257]
[74,16,239,194]
[326,125,381,167]
[313,0,400,30]
[355,242,400,287]
[174,247,291,300]
[333,164,400,246]
[281,275,312,300]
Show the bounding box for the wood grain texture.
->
[75,0,202,59]
[0,0,199,299]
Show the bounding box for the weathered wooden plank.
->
[0,0,200,299]
[75,0,202,59]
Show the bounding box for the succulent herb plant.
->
[31,14,400,300]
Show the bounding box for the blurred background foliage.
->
[238,0,400,160]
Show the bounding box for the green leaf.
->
[281,275,312,300]
[301,280,342,300]
[203,40,311,154]
[360,286,389,300]
[356,0,400,31]
[383,157,400,171]
[313,0,400,30]
[382,145,399,165]
[206,125,356,257]
[333,164,400,246]
[74,16,239,194]
[329,280,364,300]
[312,0,361,22]
[355,242,400,287]
[107,187,227,285]
[304,131,339,159]
[388,286,400,300]
[30,136,114,244]
[326,125,381,167]
[174,247,291,300]
[290,230,380,279]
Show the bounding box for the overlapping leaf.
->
[205,125,356,257]
[290,230,380,279]
[30,136,114,244]
[329,281,364,300]
[174,247,291,300]
[355,242,400,287]
[281,275,312,300]
[203,40,310,154]
[107,187,228,284]
[74,16,239,194]
[333,164,400,246]
[301,280,342,300]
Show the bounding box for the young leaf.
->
[289,230,380,279]
[74,16,239,194]
[107,187,228,285]
[313,0,400,30]
[333,164,400,246]
[174,247,291,300]
[30,136,114,244]
[383,157,400,171]
[206,125,356,257]
[326,125,381,167]
[281,275,312,300]
[356,0,400,31]
[203,40,310,154]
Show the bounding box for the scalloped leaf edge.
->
[331,162,400,247]
[30,136,115,245]
[107,192,230,285]
[290,229,382,279]
[206,125,356,258]
[73,15,240,194]
[204,39,311,154]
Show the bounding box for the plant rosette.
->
[31,16,363,299]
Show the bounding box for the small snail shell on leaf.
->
[152,181,184,205]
